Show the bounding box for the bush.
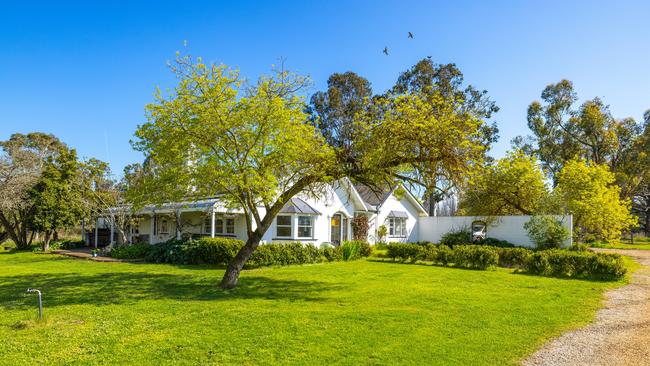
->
[524,250,626,280]
[49,239,86,250]
[248,242,322,267]
[188,237,245,265]
[439,229,472,247]
[110,243,151,259]
[144,239,189,264]
[476,237,516,248]
[525,215,570,249]
[386,243,422,262]
[351,216,369,241]
[320,246,343,262]
[341,240,372,260]
[497,247,531,268]
[452,245,498,270]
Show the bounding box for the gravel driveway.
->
[523,249,650,366]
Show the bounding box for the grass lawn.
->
[592,236,650,250]
[0,251,630,366]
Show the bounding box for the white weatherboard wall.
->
[418,216,573,248]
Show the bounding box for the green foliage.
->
[377,225,388,243]
[496,248,532,268]
[556,159,636,242]
[476,237,516,248]
[439,229,472,247]
[340,240,372,261]
[451,245,499,270]
[139,238,370,268]
[110,243,151,259]
[459,150,549,216]
[524,215,570,249]
[48,239,85,251]
[384,243,626,280]
[524,250,626,280]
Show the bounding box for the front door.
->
[331,214,341,246]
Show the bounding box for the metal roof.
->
[278,197,321,215]
[388,210,409,218]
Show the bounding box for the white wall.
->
[418,215,573,248]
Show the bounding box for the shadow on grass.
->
[0,271,345,310]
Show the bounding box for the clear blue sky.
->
[1,1,649,176]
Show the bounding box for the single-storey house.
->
[92,178,428,246]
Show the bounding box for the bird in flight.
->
[383,46,389,55]
[408,31,414,39]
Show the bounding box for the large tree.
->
[555,159,636,242]
[389,58,499,213]
[458,150,549,216]
[29,147,86,251]
[134,55,498,288]
[0,133,65,249]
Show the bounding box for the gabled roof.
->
[279,197,321,215]
[353,184,392,208]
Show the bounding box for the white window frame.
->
[206,215,235,236]
[388,217,407,237]
[297,216,314,239]
[276,215,293,238]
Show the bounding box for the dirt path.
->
[523,249,650,366]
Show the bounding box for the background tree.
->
[0,133,64,249]
[134,55,499,288]
[515,80,648,197]
[28,147,85,251]
[555,159,636,242]
[458,150,549,216]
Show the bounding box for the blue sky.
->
[1,1,649,176]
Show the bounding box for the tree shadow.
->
[0,271,346,310]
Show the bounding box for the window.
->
[205,215,236,235]
[276,215,292,237]
[388,217,407,237]
[204,215,212,234]
[225,218,235,234]
[159,218,169,234]
[297,216,313,238]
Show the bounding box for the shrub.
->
[189,237,244,265]
[497,248,531,268]
[439,229,472,247]
[451,245,498,270]
[320,246,343,262]
[523,250,626,280]
[340,240,372,261]
[351,215,369,241]
[524,215,570,249]
[144,239,189,264]
[386,243,422,262]
[477,237,516,248]
[110,243,151,259]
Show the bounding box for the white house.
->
[93,178,429,247]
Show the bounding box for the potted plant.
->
[91,249,99,257]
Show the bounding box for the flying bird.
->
[408,32,414,39]
[383,47,389,55]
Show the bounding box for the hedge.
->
[384,243,626,280]
[112,238,371,268]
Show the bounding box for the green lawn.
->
[592,236,650,250]
[0,251,629,365]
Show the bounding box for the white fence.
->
[418,215,573,248]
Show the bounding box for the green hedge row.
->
[110,238,372,268]
[385,243,626,280]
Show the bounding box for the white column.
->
[211,210,216,238]
[175,210,182,240]
[94,217,99,249]
[110,215,115,245]
[150,214,155,244]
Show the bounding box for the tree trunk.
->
[220,232,262,289]
[43,231,51,252]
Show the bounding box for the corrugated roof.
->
[388,210,409,218]
[279,197,321,215]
